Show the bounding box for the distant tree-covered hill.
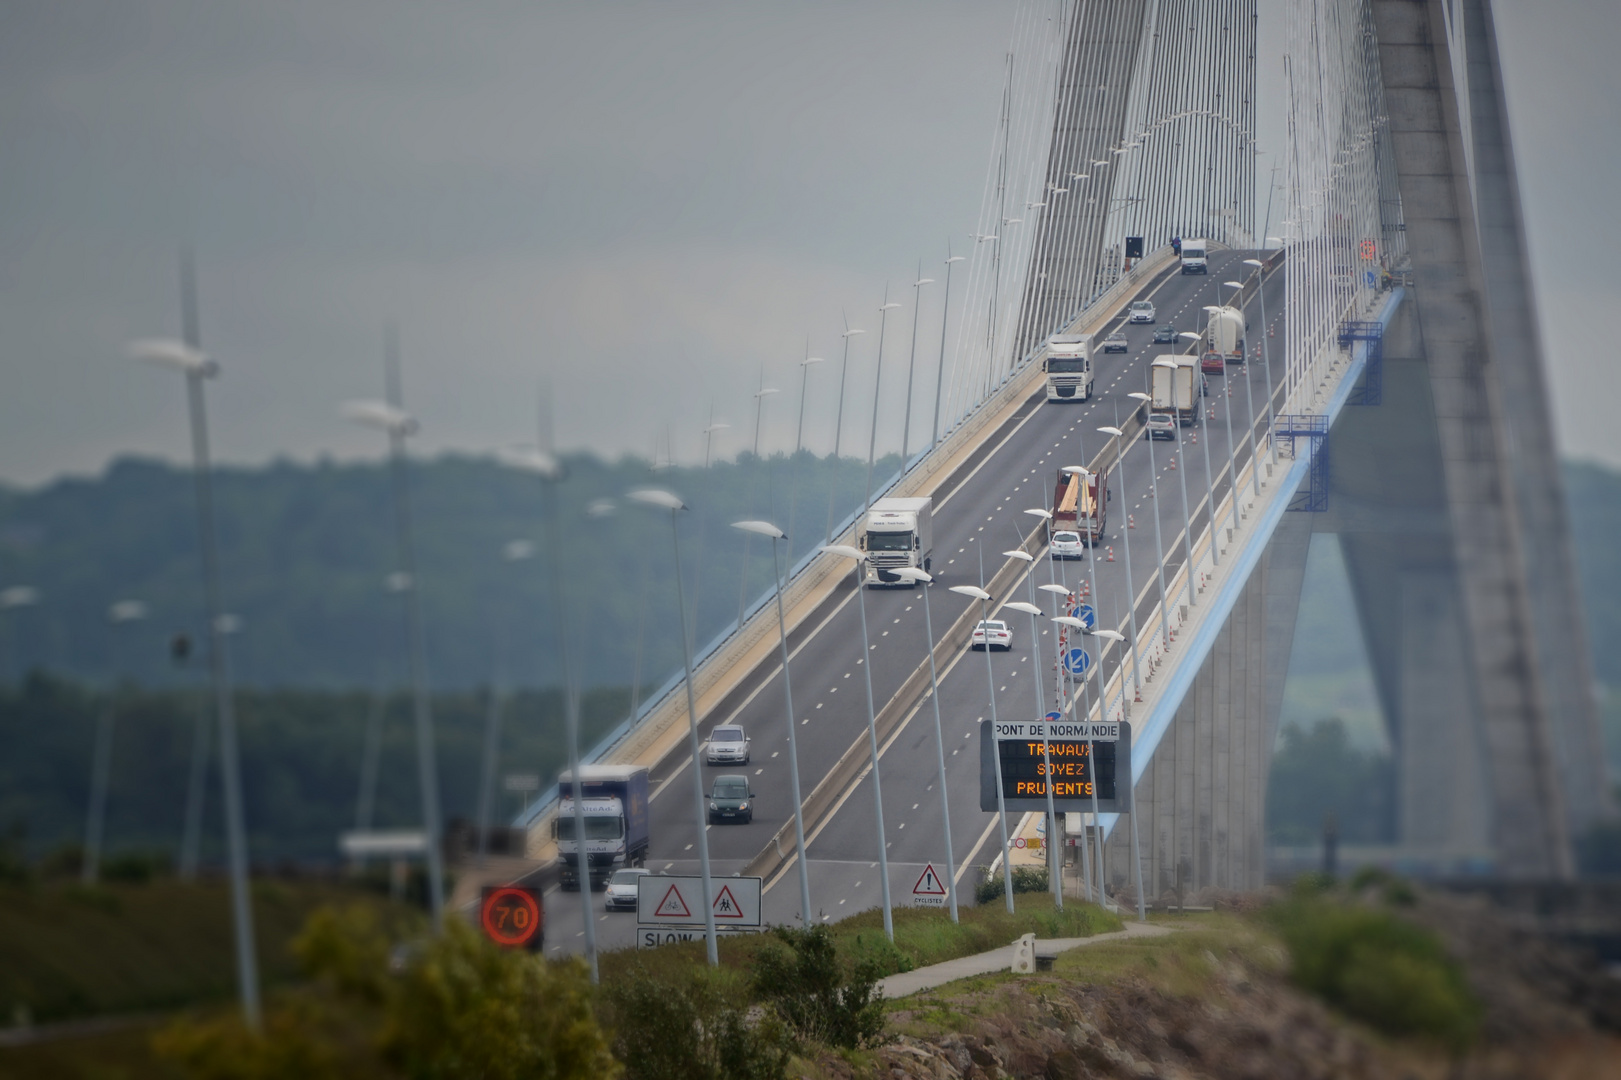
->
[0,449,897,694]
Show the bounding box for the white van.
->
[1180,238,1208,274]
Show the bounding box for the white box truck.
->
[857,496,933,586]
[1180,238,1209,274]
[553,765,650,891]
[1148,354,1200,436]
[1043,333,1094,402]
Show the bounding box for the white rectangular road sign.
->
[991,719,1120,742]
[636,875,763,926]
[636,926,765,950]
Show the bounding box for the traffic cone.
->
[1107,546,1115,562]
[1170,456,1178,471]
[1128,514,1135,529]
[1191,431,1198,444]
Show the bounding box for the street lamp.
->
[506,448,600,979]
[1178,333,1221,567]
[1122,396,1170,650]
[901,268,934,460]
[1096,428,1144,699]
[343,386,448,934]
[1005,591,1062,911]
[865,295,904,508]
[628,488,720,965]
[474,539,534,868]
[949,583,1015,913]
[0,586,39,681]
[822,544,895,939]
[1223,281,1261,498]
[827,324,865,542]
[1149,363,1196,606]
[82,600,147,884]
[737,381,781,632]
[892,567,958,922]
[785,353,824,569]
[933,253,967,449]
[1039,582,1090,902]
[129,327,260,1029]
[1242,258,1278,471]
[732,520,813,928]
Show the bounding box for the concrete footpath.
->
[876,921,1173,999]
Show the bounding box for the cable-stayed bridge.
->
[518,0,1610,953]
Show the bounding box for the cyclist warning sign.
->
[637,875,762,925]
[911,863,948,907]
[652,883,692,919]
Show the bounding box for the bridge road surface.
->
[537,250,1282,955]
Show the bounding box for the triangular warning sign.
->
[654,883,692,919]
[912,864,947,896]
[712,884,745,919]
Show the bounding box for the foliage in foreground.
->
[602,965,791,1080]
[974,864,1049,905]
[1266,877,1480,1051]
[751,925,886,1050]
[154,905,617,1080]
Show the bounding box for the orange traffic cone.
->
[1107,546,1116,562]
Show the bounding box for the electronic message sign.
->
[979,719,1132,813]
[480,885,544,950]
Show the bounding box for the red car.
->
[1200,351,1225,375]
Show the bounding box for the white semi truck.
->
[1043,333,1095,402]
[1180,238,1209,274]
[857,496,933,586]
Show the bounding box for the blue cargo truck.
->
[552,765,650,890]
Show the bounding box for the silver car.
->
[1128,300,1157,323]
[604,867,648,912]
[703,724,751,765]
[1102,330,1129,353]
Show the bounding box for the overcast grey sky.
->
[1,0,1616,487]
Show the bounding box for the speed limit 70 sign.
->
[480,885,544,950]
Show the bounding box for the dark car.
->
[1102,330,1129,353]
[708,775,754,824]
[1152,323,1177,344]
[1200,351,1225,375]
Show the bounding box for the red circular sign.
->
[480,886,543,949]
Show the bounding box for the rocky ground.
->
[802,895,1621,1080]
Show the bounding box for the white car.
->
[971,619,1012,651]
[1128,300,1156,323]
[703,724,751,765]
[604,867,648,911]
[1049,530,1084,559]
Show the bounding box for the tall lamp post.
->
[343,391,447,932]
[785,353,824,569]
[1242,252,1280,471]
[1005,591,1062,911]
[932,252,966,449]
[826,324,865,542]
[129,335,260,1028]
[1096,428,1144,701]
[1178,333,1221,566]
[629,489,720,964]
[1223,281,1262,498]
[901,267,934,459]
[892,567,957,922]
[1124,395,1170,649]
[509,450,600,979]
[822,545,895,939]
[83,599,147,884]
[949,583,1015,913]
[474,539,533,868]
[865,295,903,508]
[1147,364,1196,606]
[733,521,813,926]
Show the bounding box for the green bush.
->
[157,904,618,1080]
[974,865,1048,905]
[1268,893,1479,1050]
[603,964,789,1080]
[750,924,886,1050]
